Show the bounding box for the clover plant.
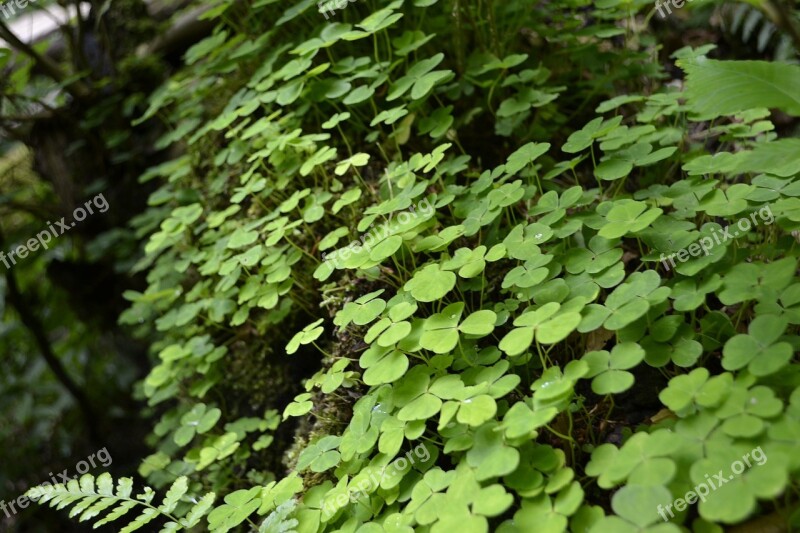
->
[30,0,800,531]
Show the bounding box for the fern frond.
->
[717,2,798,60]
[26,473,215,531]
[180,493,217,528]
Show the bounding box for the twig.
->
[0,19,90,99]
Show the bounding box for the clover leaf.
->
[296,435,341,473]
[505,142,550,174]
[191,432,241,471]
[582,342,645,395]
[321,111,351,129]
[697,184,753,216]
[285,318,324,354]
[420,302,464,353]
[754,283,800,324]
[442,246,488,278]
[227,228,260,249]
[366,297,417,347]
[670,274,721,312]
[641,319,703,367]
[459,309,497,336]
[588,485,679,532]
[488,180,526,210]
[465,422,520,480]
[530,360,588,410]
[582,270,669,331]
[565,236,622,275]
[498,401,559,440]
[404,264,457,302]
[722,315,792,376]
[511,483,584,533]
[420,304,497,354]
[599,199,663,239]
[360,344,409,385]
[587,430,680,488]
[717,258,796,305]
[392,29,435,55]
[502,224,550,261]
[500,301,582,355]
[334,289,386,327]
[658,368,733,416]
[594,157,633,181]
[283,393,313,420]
[370,105,409,126]
[387,53,453,101]
[455,394,497,427]
[305,359,357,394]
[712,383,783,438]
[174,404,222,446]
[419,105,455,138]
[335,153,370,176]
[502,254,553,290]
[562,116,623,153]
[393,366,442,421]
[690,448,788,524]
[207,487,262,532]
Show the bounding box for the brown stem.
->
[1,229,102,445]
[0,20,90,99]
[452,0,465,75]
[73,0,87,72]
[485,0,501,57]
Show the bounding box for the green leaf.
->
[227,228,260,249]
[681,58,800,118]
[357,3,404,32]
[158,477,188,514]
[404,264,457,302]
[420,302,464,353]
[722,315,792,376]
[397,392,442,421]
[362,348,409,385]
[582,342,645,395]
[335,290,386,327]
[594,158,633,181]
[505,142,551,174]
[181,493,216,528]
[599,200,662,239]
[207,487,263,532]
[335,153,370,176]
[690,449,789,523]
[456,395,497,426]
[611,485,673,527]
[119,508,160,532]
[466,423,520,480]
[283,393,313,419]
[459,310,497,336]
[286,318,325,354]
